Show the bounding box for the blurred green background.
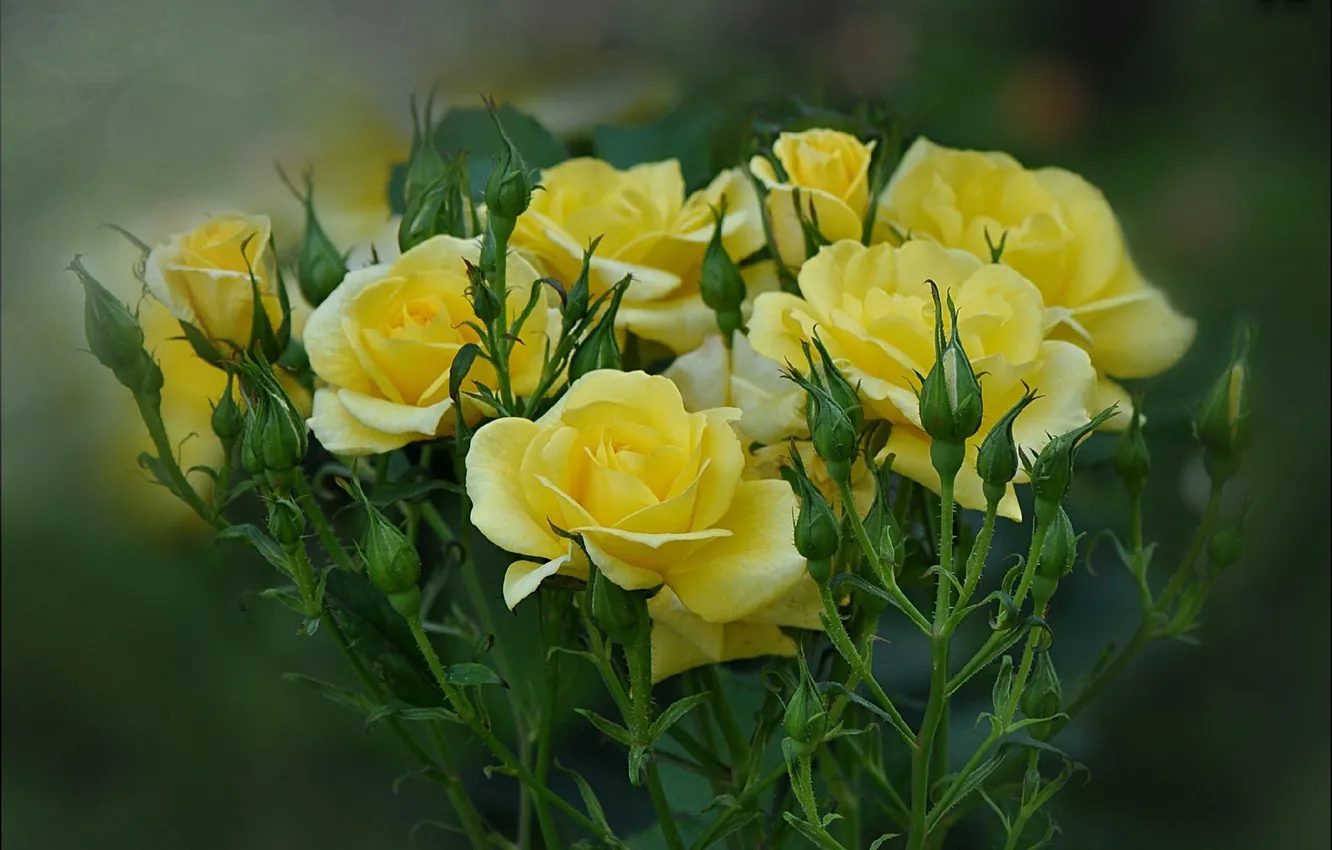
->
[3,1,1328,848]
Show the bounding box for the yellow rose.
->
[649,583,821,683]
[662,332,873,514]
[510,160,767,353]
[750,129,877,267]
[304,234,552,456]
[662,331,807,446]
[878,137,1196,421]
[749,240,1097,520]
[466,370,817,679]
[144,213,283,348]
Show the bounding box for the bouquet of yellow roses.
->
[73,95,1252,849]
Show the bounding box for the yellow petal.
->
[747,291,818,370]
[467,417,566,560]
[580,526,728,589]
[1090,375,1134,431]
[338,388,454,437]
[503,554,571,610]
[667,480,806,622]
[763,185,863,267]
[307,387,413,457]
[1072,271,1197,379]
[664,334,731,410]
[304,264,389,396]
[648,588,800,683]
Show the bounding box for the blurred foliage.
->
[2,1,1327,848]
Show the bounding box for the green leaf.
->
[647,692,710,743]
[590,104,721,191]
[575,708,633,747]
[323,569,440,707]
[555,761,627,847]
[136,452,175,492]
[780,813,848,850]
[368,477,464,506]
[281,673,370,714]
[174,320,227,365]
[445,662,506,688]
[868,834,901,850]
[260,586,307,615]
[219,523,290,573]
[433,105,568,199]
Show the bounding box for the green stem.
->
[695,666,749,778]
[136,394,223,528]
[947,517,1050,692]
[1156,480,1224,611]
[213,439,235,512]
[1128,491,1152,609]
[533,593,561,849]
[646,760,686,850]
[819,584,917,748]
[407,616,566,849]
[691,766,788,850]
[908,471,957,850]
[953,499,999,618]
[322,611,489,850]
[295,471,355,571]
[837,479,931,633]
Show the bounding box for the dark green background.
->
[3,1,1328,848]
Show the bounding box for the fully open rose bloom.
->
[466,370,819,680]
[664,333,873,513]
[878,137,1196,423]
[304,234,553,455]
[509,160,768,353]
[749,240,1097,519]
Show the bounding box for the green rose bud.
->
[1025,406,1120,523]
[1207,509,1248,579]
[781,447,840,582]
[917,283,983,455]
[975,384,1039,506]
[238,356,308,474]
[784,677,828,755]
[561,237,601,329]
[1113,395,1151,498]
[69,256,155,391]
[862,453,905,575]
[463,259,504,325]
[211,372,244,444]
[1019,651,1062,722]
[699,200,746,340]
[1196,323,1253,483]
[1033,505,1078,611]
[279,168,347,307]
[785,338,862,484]
[363,505,421,598]
[569,278,629,382]
[266,496,305,548]
[589,567,648,645]
[482,98,537,222]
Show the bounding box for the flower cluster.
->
[74,95,1248,850]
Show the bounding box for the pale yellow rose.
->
[663,332,873,514]
[144,213,284,348]
[510,161,767,353]
[750,129,877,267]
[466,370,818,679]
[878,137,1196,423]
[304,234,552,456]
[749,240,1097,520]
[662,332,807,446]
[649,583,822,682]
